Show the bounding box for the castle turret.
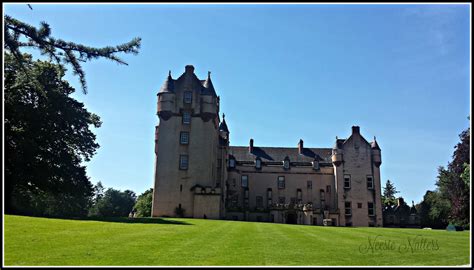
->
[371,136,382,167]
[219,113,230,145]
[331,137,343,167]
[200,72,218,121]
[157,71,176,120]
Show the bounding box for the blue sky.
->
[4,4,470,204]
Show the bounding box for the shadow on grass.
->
[78,217,193,225]
[7,214,193,225]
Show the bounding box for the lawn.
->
[3,214,471,266]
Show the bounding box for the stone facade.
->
[152,65,383,227]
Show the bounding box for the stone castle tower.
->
[152,65,383,227]
[152,65,227,218]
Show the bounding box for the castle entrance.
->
[286,212,297,224]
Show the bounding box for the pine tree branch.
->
[4,14,142,94]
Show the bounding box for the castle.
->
[151,65,383,227]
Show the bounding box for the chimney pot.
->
[352,126,360,134]
[249,139,254,153]
[298,139,304,154]
[185,65,195,74]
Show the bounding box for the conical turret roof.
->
[219,114,229,133]
[371,137,381,150]
[159,71,175,93]
[201,71,217,96]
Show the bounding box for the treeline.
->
[382,125,470,229]
[416,125,470,229]
[88,183,153,218]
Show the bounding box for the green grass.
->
[4,214,471,266]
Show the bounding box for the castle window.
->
[326,185,331,193]
[267,188,272,206]
[255,158,262,169]
[277,176,285,189]
[183,91,192,104]
[256,196,263,209]
[344,175,351,189]
[368,202,375,216]
[307,180,312,189]
[180,184,183,192]
[180,132,189,145]
[244,189,249,208]
[345,201,352,216]
[179,155,188,170]
[229,157,236,168]
[297,189,302,204]
[320,189,325,201]
[358,203,362,209]
[241,175,248,188]
[367,176,374,189]
[182,111,191,124]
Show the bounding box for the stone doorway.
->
[286,212,297,224]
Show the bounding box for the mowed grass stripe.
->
[4,215,470,266]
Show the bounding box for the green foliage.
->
[418,124,470,228]
[89,188,137,217]
[4,14,141,93]
[417,191,451,229]
[4,215,471,266]
[381,179,399,207]
[460,163,470,189]
[133,188,153,217]
[4,52,100,217]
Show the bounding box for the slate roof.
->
[371,139,381,150]
[219,119,229,133]
[229,146,333,164]
[159,72,175,93]
[334,139,346,149]
[201,74,217,97]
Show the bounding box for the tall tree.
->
[382,179,399,207]
[4,53,100,216]
[417,190,451,229]
[4,14,141,93]
[133,188,153,217]
[89,188,137,217]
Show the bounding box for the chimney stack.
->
[298,139,304,154]
[249,139,254,153]
[397,197,404,207]
[352,126,360,135]
[185,65,195,74]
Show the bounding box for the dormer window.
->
[183,91,192,104]
[228,157,236,168]
[283,157,290,170]
[255,158,262,169]
[312,159,320,170]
